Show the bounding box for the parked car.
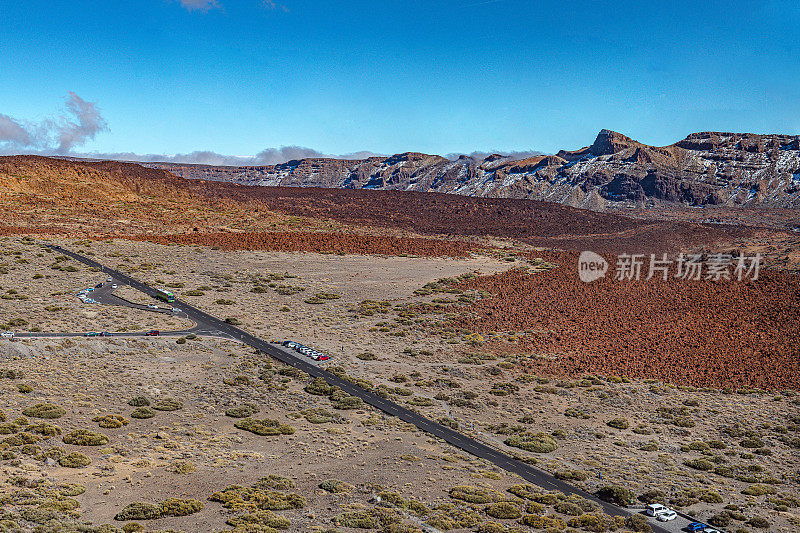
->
[145,330,159,336]
[84,332,99,337]
[687,523,706,532]
[107,277,112,282]
[1,331,14,339]
[95,283,103,288]
[111,284,118,289]
[703,528,721,533]
[99,332,110,337]
[646,504,670,517]
[147,304,158,309]
[171,307,181,313]
[656,510,677,522]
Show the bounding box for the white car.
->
[646,504,669,517]
[107,277,112,282]
[111,284,118,289]
[703,529,721,533]
[657,510,677,522]
[147,304,158,309]
[171,307,181,313]
[1,331,14,339]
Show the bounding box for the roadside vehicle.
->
[112,284,118,289]
[147,304,158,309]
[1,331,14,339]
[84,332,99,337]
[687,523,706,532]
[155,289,176,303]
[656,510,677,522]
[96,283,103,288]
[99,332,110,337]
[703,528,721,533]
[646,504,669,517]
[107,277,112,282]
[145,330,160,336]
[171,307,181,313]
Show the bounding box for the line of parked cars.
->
[646,504,720,532]
[77,287,97,304]
[282,341,330,361]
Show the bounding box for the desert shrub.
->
[0,431,38,446]
[114,502,161,521]
[637,489,665,504]
[334,510,379,528]
[332,395,363,410]
[58,452,91,468]
[25,423,61,437]
[426,504,482,529]
[16,383,32,393]
[568,512,618,532]
[407,397,434,407]
[606,418,629,430]
[625,514,651,532]
[152,398,183,411]
[507,484,540,500]
[554,469,590,482]
[225,404,260,418]
[356,352,377,360]
[554,501,584,516]
[300,408,339,424]
[520,514,566,528]
[158,498,203,517]
[170,460,197,474]
[304,377,335,396]
[227,509,291,530]
[93,415,129,429]
[742,484,777,496]
[255,475,295,491]
[319,479,354,493]
[684,458,715,471]
[128,396,150,407]
[22,403,65,419]
[63,429,109,446]
[175,337,186,344]
[504,433,558,453]
[234,418,295,436]
[210,485,306,511]
[449,485,505,504]
[484,501,522,519]
[595,485,634,506]
[740,437,765,448]
[747,516,770,528]
[130,407,156,419]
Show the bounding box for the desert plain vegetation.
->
[0,156,798,532]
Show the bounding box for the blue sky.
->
[0,0,798,162]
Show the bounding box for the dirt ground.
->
[0,236,797,532]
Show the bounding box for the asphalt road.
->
[37,243,693,532]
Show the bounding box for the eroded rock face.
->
[144,130,800,209]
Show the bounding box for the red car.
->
[145,330,160,336]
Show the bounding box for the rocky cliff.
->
[144,130,800,210]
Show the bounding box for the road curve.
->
[43,242,673,530]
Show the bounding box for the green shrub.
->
[319,479,354,493]
[152,398,183,411]
[606,418,629,430]
[227,509,291,530]
[22,403,66,419]
[26,422,62,437]
[63,429,109,446]
[93,415,129,429]
[484,501,522,519]
[158,498,203,517]
[130,407,156,419]
[114,502,161,521]
[234,418,295,436]
[505,433,558,453]
[59,452,91,468]
[595,485,634,506]
[128,396,150,407]
[742,484,777,496]
[225,404,260,418]
[449,485,505,504]
[684,458,715,471]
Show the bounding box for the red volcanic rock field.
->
[452,251,800,390]
[133,231,481,258]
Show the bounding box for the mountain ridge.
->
[142,130,800,210]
